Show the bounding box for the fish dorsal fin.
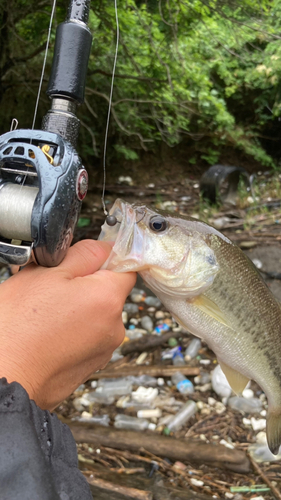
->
[218,359,250,395]
[191,295,230,328]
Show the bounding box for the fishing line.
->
[20,0,57,190]
[101,0,120,216]
[31,0,57,131]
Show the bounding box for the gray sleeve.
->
[0,378,92,500]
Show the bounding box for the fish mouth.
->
[99,199,147,272]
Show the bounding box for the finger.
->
[58,240,113,278]
[94,269,137,303]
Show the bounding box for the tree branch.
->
[88,69,166,82]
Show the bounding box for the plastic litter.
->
[123,303,139,315]
[184,338,201,360]
[140,315,154,332]
[171,371,194,395]
[137,408,162,419]
[145,296,162,308]
[0,267,10,284]
[167,401,197,431]
[228,396,262,413]
[114,414,149,431]
[129,318,139,325]
[110,347,124,363]
[194,372,211,385]
[251,417,266,431]
[122,311,128,324]
[242,388,254,399]
[125,328,146,340]
[73,396,90,412]
[127,375,158,387]
[248,443,281,462]
[190,478,204,487]
[168,337,178,347]
[211,364,232,399]
[78,413,110,426]
[96,378,133,397]
[155,310,165,319]
[172,347,185,366]
[131,386,158,404]
[161,346,180,360]
[131,293,145,303]
[154,323,170,334]
[83,391,115,405]
[136,352,148,365]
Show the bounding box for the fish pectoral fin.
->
[218,359,250,395]
[267,407,281,455]
[190,295,230,328]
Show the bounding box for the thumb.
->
[58,240,113,278]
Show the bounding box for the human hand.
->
[0,240,136,410]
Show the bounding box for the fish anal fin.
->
[219,359,250,395]
[267,407,281,455]
[190,295,230,328]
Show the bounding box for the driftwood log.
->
[69,423,250,473]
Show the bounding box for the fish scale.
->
[99,198,281,454]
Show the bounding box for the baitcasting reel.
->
[0,0,92,267]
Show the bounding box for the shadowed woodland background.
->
[1,0,281,182]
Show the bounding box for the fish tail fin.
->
[267,407,281,455]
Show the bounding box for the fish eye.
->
[149,215,168,232]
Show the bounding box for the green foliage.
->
[1,0,281,169]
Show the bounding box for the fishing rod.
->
[0,0,92,267]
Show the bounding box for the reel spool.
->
[0,0,92,267]
[0,130,88,267]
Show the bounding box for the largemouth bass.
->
[99,199,281,454]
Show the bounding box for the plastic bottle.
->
[78,413,110,426]
[144,296,162,308]
[184,338,201,360]
[123,303,139,315]
[171,371,194,394]
[172,347,185,366]
[211,364,232,399]
[96,378,132,397]
[114,414,149,431]
[110,347,124,363]
[140,315,154,332]
[161,346,179,361]
[248,443,281,462]
[167,401,197,431]
[127,375,157,387]
[228,396,262,413]
[83,392,115,405]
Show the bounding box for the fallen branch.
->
[89,364,200,380]
[121,331,185,355]
[86,476,153,500]
[69,423,250,473]
[248,454,281,500]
